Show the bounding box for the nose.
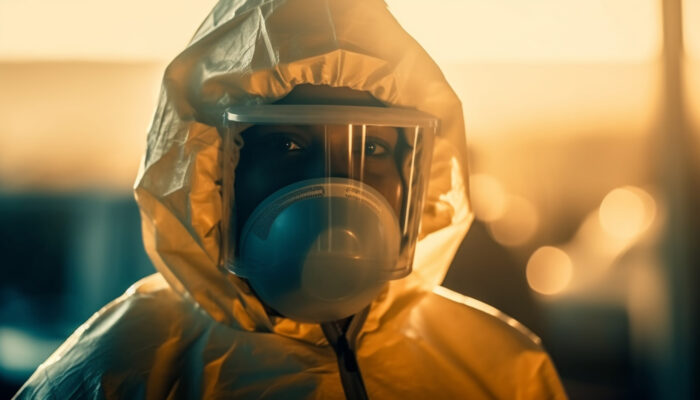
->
[327,125,358,180]
[328,149,353,179]
[304,146,353,180]
[301,125,359,181]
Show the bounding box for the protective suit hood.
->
[134,0,473,334]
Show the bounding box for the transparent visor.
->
[221,105,437,282]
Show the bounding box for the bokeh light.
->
[599,186,656,240]
[0,328,62,381]
[487,195,539,247]
[526,246,574,295]
[469,173,508,222]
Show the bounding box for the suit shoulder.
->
[431,285,542,347]
[14,274,210,399]
[405,286,568,399]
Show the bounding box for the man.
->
[15,0,567,398]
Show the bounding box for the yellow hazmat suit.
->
[15,0,567,398]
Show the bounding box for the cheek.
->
[235,156,318,223]
[365,170,403,217]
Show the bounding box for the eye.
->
[281,138,302,152]
[267,134,305,153]
[365,140,389,156]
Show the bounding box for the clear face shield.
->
[221,105,437,322]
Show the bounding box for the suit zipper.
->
[321,309,370,400]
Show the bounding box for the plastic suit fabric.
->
[15,0,567,398]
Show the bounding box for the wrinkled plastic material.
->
[15,0,568,398]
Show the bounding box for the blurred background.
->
[0,0,698,398]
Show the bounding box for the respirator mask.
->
[221,105,437,322]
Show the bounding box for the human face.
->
[234,124,405,237]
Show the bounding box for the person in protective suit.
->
[15,0,567,398]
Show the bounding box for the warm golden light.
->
[598,186,656,240]
[0,0,216,61]
[683,0,700,60]
[488,195,539,247]
[0,0,663,62]
[685,59,700,136]
[469,173,508,222]
[386,0,661,62]
[684,1,700,136]
[526,246,573,295]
